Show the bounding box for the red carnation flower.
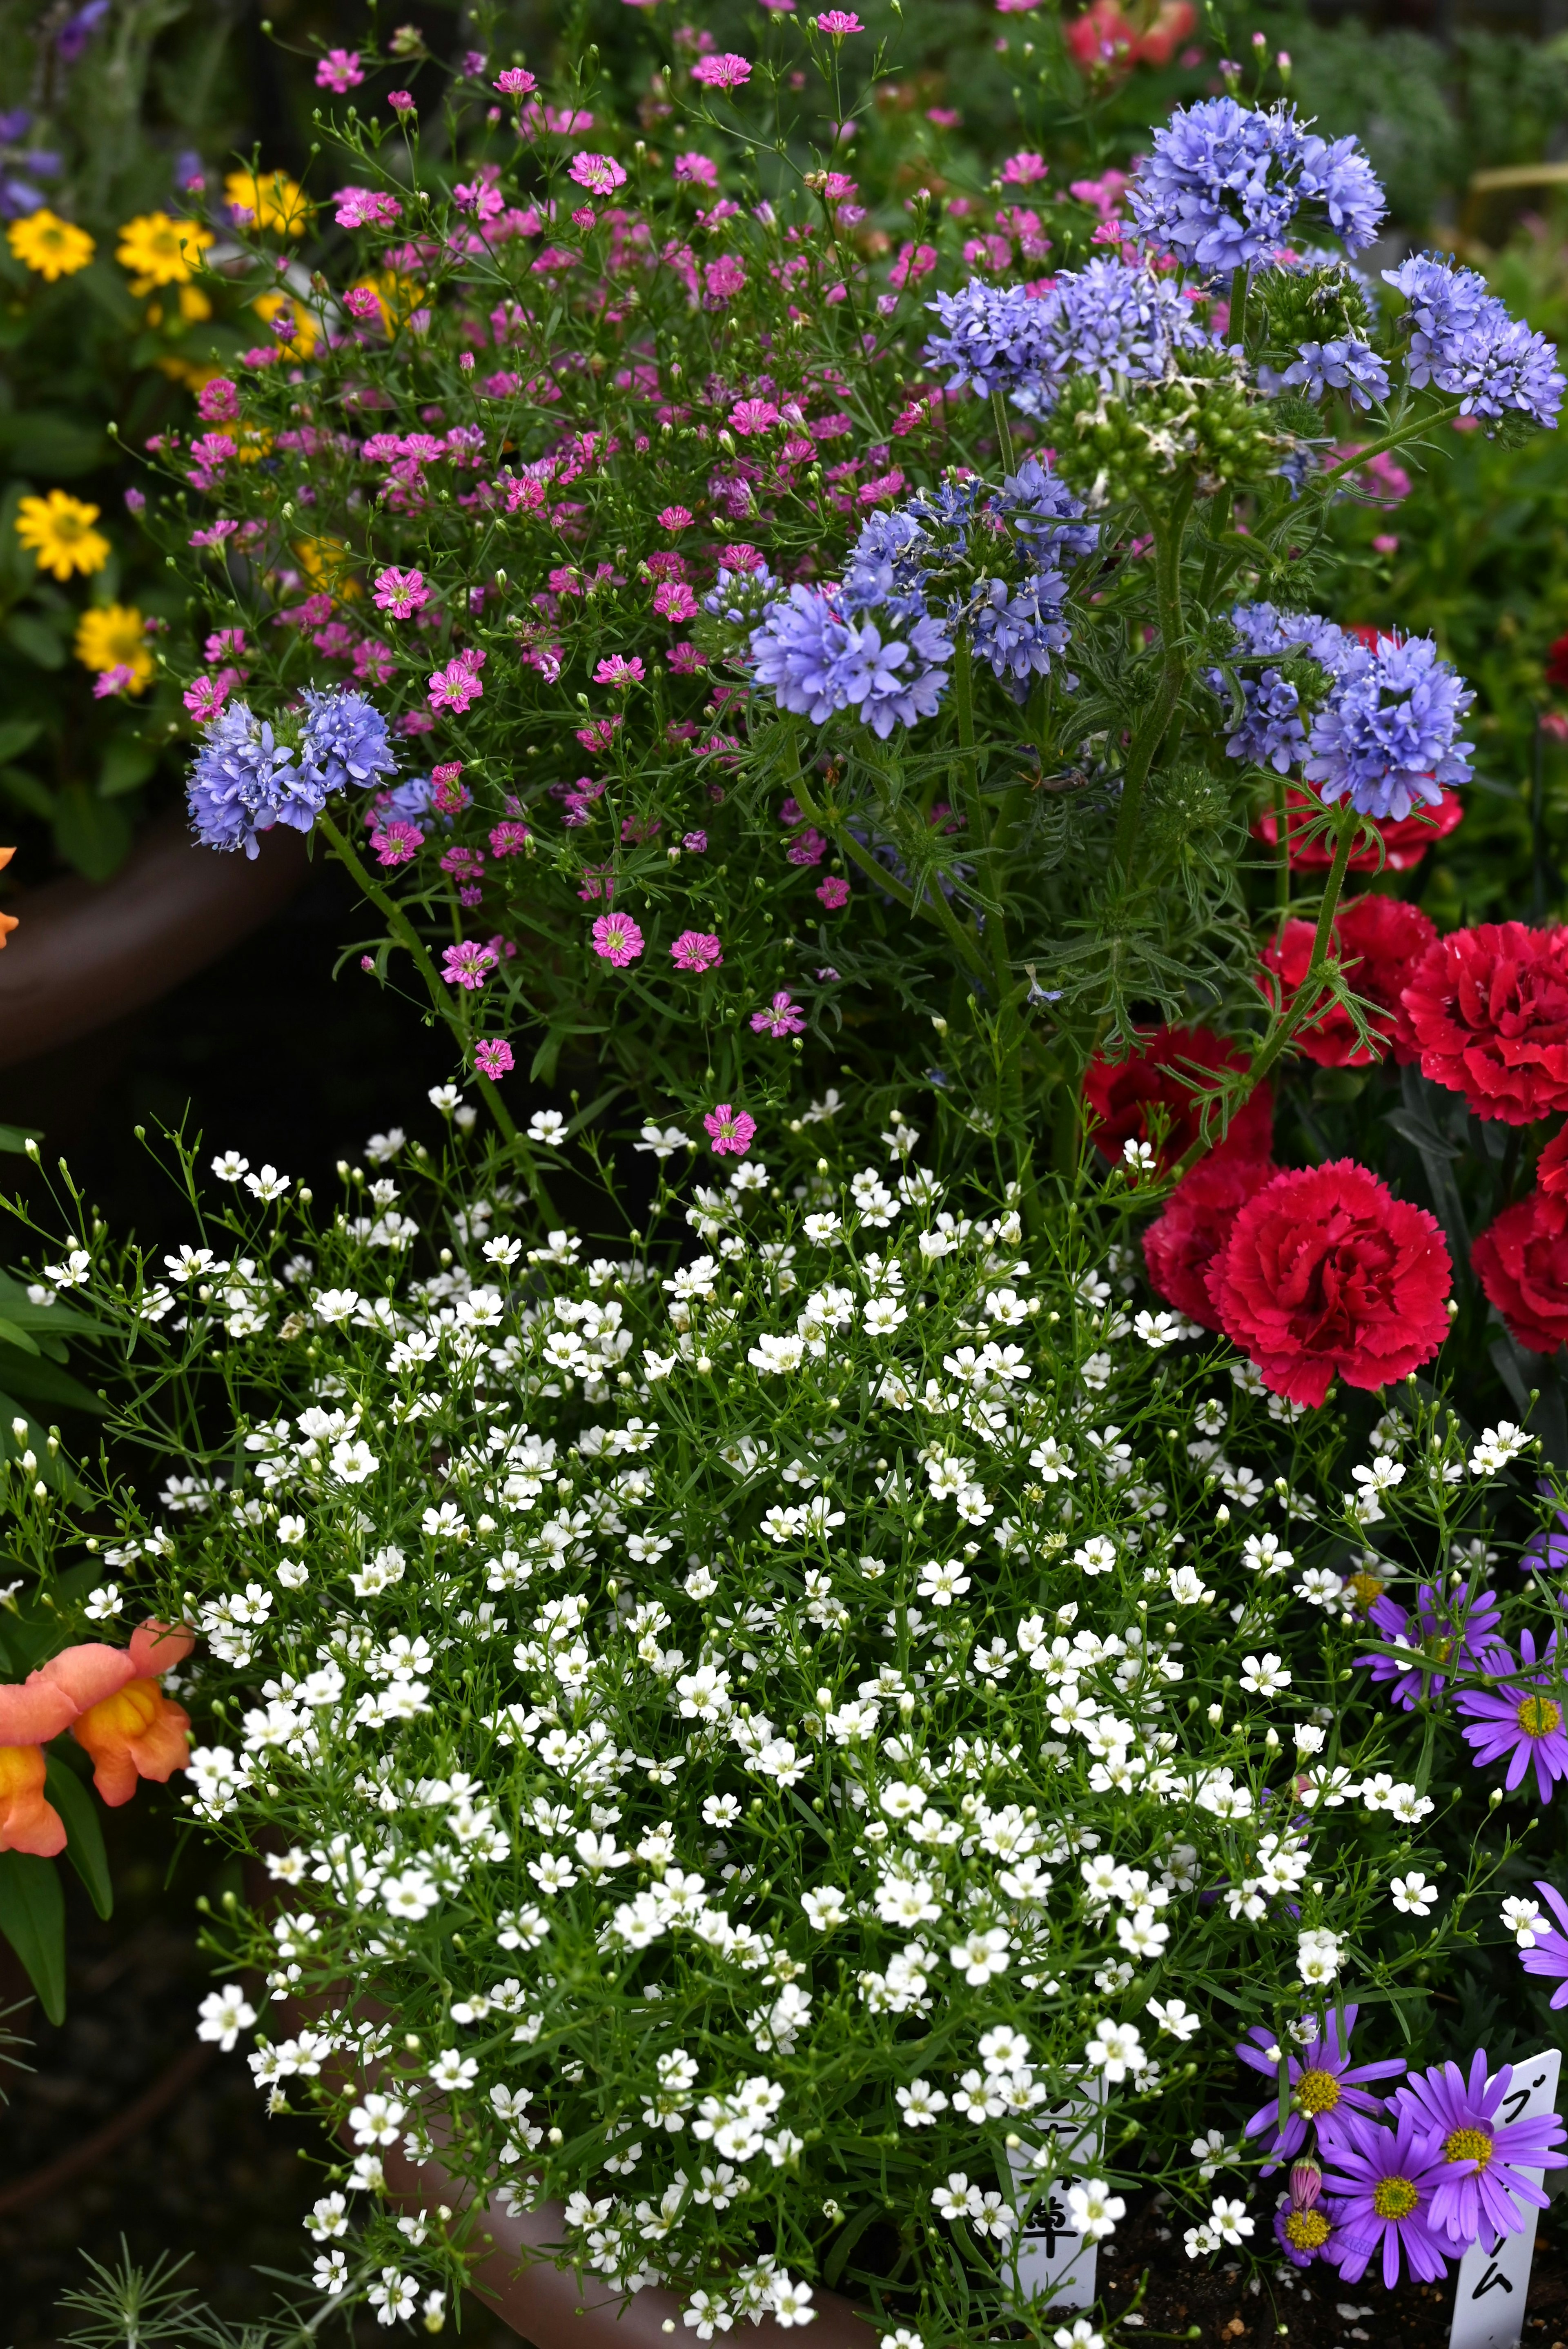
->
[1207,1158,1452,1406]
[1547,632,1568,691]
[1472,1190,1568,1354]
[1541,1129,1568,1197]
[1082,1024,1272,1174]
[1260,894,1436,1068]
[1401,922,1568,1126]
[1143,1156,1277,1331]
[1253,781,1463,874]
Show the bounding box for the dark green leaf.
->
[53,784,132,883]
[0,412,107,477]
[44,1757,112,1921]
[0,1318,40,1357]
[0,1125,42,1156]
[0,1352,108,1413]
[0,1850,67,2023]
[5,614,66,670]
[0,764,56,820]
[0,721,42,764]
[100,737,158,799]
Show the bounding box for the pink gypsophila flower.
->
[196,378,239,423]
[670,930,723,971]
[691,53,752,87]
[705,1103,756,1156]
[570,153,628,194]
[92,666,136,700]
[334,187,403,229]
[730,399,780,434]
[654,582,698,623]
[490,821,531,856]
[595,653,646,688]
[429,656,485,713]
[819,9,864,30]
[675,154,720,187]
[475,1039,514,1079]
[788,829,829,866]
[316,48,364,91]
[1002,149,1049,185]
[751,991,806,1036]
[183,672,237,723]
[683,830,708,852]
[374,567,429,616]
[442,940,498,989]
[592,912,645,966]
[659,505,694,530]
[388,91,415,114]
[816,875,851,908]
[494,68,538,97]
[667,643,705,672]
[372,819,423,867]
[704,255,746,302]
[889,243,937,289]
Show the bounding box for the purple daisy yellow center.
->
[1443,2126,1494,2169]
[1371,2174,1420,2218]
[1296,2067,1341,2115]
[1284,2209,1330,2249]
[1518,1694,1563,1738]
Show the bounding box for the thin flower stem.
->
[1272,772,1292,939]
[315,810,553,1213]
[1112,482,1193,875]
[1319,398,1463,487]
[990,387,1017,478]
[789,754,991,987]
[1169,800,1361,1182]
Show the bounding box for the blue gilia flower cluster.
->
[924,262,1213,415]
[749,463,1097,732]
[1385,253,1564,430]
[1215,604,1474,819]
[187,687,396,856]
[1128,96,1385,274]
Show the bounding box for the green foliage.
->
[0,1844,66,2021]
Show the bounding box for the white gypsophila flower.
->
[1065,2179,1125,2241]
[196,1984,256,2050]
[1471,1421,1531,1475]
[1207,2195,1254,2246]
[1296,1927,1343,1985]
[1503,1895,1544,1948]
[1390,1873,1436,1917]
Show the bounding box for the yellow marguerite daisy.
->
[75,605,154,693]
[252,288,319,358]
[7,209,95,280]
[15,491,110,581]
[224,169,312,235]
[115,212,213,292]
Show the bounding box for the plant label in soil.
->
[1449,2048,1561,2349]
[1007,2077,1106,2312]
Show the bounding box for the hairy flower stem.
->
[1319,397,1464,487]
[788,751,990,989]
[1112,482,1194,877]
[316,811,555,1215]
[990,387,1017,478]
[1168,801,1361,1183]
[1272,771,1292,938]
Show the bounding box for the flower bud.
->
[1289,2157,1322,2210]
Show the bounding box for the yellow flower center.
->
[1372,2175,1420,2219]
[1347,1571,1383,1611]
[1296,2067,1340,2116]
[1444,2126,1493,2169]
[1285,2209,1330,2250]
[1518,1694,1561,1739]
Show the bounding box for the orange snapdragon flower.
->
[0,844,15,950]
[0,1620,194,1846]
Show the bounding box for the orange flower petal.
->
[127,1618,196,1676]
[0,1743,66,1857]
[71,1679,190,1806]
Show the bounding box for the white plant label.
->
[1449,2046,1561,2349]
[1007,2077,1106,2312]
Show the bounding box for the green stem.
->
[1169,802,1361,1181]
[1111,483,1193,876]
[1319,399,1463,487]
[1272,771,1292,939]
[1227,263,1249,354]
[990,387,1017,479]
[791,755,991,989]
[316,811,555,1216]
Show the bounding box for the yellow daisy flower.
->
[7,209,95,280]
[115,212,214,292]
[75,605,155,693]
[293,535,360,599]
[251,288,320,359]
[15,490,111,581]
[224,169,312,236]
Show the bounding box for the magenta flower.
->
[705,1104,756,1156]
[1519,1878,1568,2006]
[889,242,938,290]
[659,505,695,530]
[374,567,429,617]
[576,715,624,754]
[372,819,423,868]
[183,672,236,724]
[729,399,780,435]
[819,8,864,31]
[691,52,752,88]
[429,656,486,715]
[1318,2111,1449,2289]
[92,665,136,700]
[569,152,628,194]
[675,154,719,188]
[475,1039,514,1080]
[816,875,851,909]
[1237,2006,1406,2171]
[595,654,646,689]
[683,830,709,853]
[667,643,706,673]
[493,67,538,97]
[388,91,415,114]
[196,379,239,424]
[751,991,806,1038]
[1455,1628,1568,1800]
[333,186,403,230]
[489,820,531,857]
[704,254,746,303]
[591,912,645,966]
[316,47,364,91]
[442,940,498,989]
[653,582,699,624]
[1002,149,1049,185]
[670,931,723,972]
[787,829,829,867]
[1393,2050,1568,2246]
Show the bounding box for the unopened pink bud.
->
[1289,2157,1322,2210]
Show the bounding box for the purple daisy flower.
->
[1358,1581,1507,1710]
[1455,1628,1568,1802]
[1521,1483,1568,1574]
[1519,1879,1568,2008]
[1393,2049,1567,2246]
[1319,2110,1450,2289]
[1237,2004,1406,2169]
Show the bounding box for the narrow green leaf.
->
[0,1318,40,1356]
[0,1849,67,2022]
[45,1756,113,1921]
